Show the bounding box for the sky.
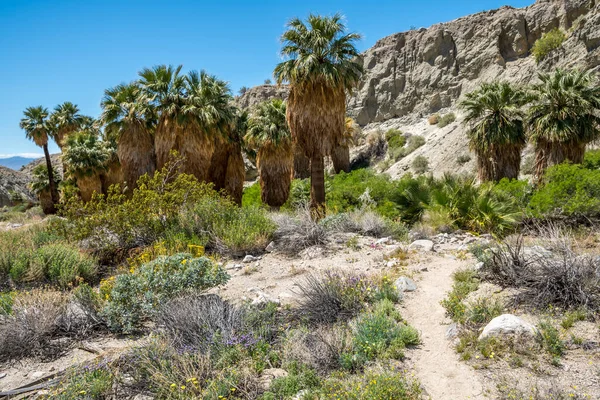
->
[0,0,532,157]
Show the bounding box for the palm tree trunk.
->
[294,147,310,179]
[533,141,586,184]
[43,144,58,214]
[331,144,350,174]
[310,155,326,218]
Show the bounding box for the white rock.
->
[395,276,417,292]
[265,241,276,252]
[299,246,325,260]
[31,371,45,379]
[445,323,459,340]
[408,239,435,252]
[252,291,281,306]
[243,255,259,263]
[386,260,398,268]
[474,261,484,271]
[293,389,309,400]
[0,372,6,379]
[375,237,391,245]
[479,314,538,340]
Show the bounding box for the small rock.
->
[259,368,288,390]
[227,263,243,270]
[299,245,325,260]
[408,240,435,252]
[0,372,6,379]
[395,276,417,292]
[386,260,398,268]
[133,395,154,400]
[243,255,259,263]
[474,261,484,271]
[247,287,260,293]
[293,389,309,400]
[265,241,276,252]
[376,237,391,245]
[420,267,428,272]
[445,323,459,340]
[31,371,45,379]
[252,291,281,306]
[479,314,538,340]
[463,237,476,244]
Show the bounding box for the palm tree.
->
[101,83,157,192]
[332,116,357,174]
[246,99,294,210]
[460,82,529,182]
[19,106,59,213]
[293,148,310,179]
[528,69,600,183]
[274,14,363,216]
[223,110,247,205]
[62,130,110,202]
[29,164,61,214]
[49,102,84,149]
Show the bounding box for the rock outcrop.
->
[348,0,599,126]
[0,166,34,207]
[235,84,289,111]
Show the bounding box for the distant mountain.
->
[0,156,38,171]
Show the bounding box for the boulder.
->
[478,314,538,341]
[258,368,288,390]
[265,241,276,253]
[395,276,417,292]
[409,239,435,252]
[243,255,259,263]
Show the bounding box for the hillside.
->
[0,166,33,207]
[0,156,38,171]
[240,0,600,176]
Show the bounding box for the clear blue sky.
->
[0,0,532,157]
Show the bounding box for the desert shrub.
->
[271,209,327,254]
[532,28,566,63]
[342,300,419,370]
[52,363,115,400]
[295,271,373,325]
[242,182,262,208]
[0,289,69,362]
[560,309,586,329]
[521,154,535,175]
[428,114,440,125]
[441,268,479,323]
[0,291,15,315]
[480,233,600,311]
[179,197,275,256]
[322,209,408,240]
[156,294,245,352]
[283,326,352,373]
[412,155,429,174]
[437,113,456,127]
[261,362,321,399]
[456,154,471,165]
[28,243,97,288]
[583,149,600,170]
[538,321,565,358]
[528,163,600,219]
[385,128,406,149]
[316,370,422,399]
[103,253,229,333]
[464,297,504,325]
[405,135,426,153]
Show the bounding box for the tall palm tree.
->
[332,116,357,174]
[62,130,110,202]
[528,69,600,183]
[101,83,157,192]
[223,110,247,205]
[138,64,186,171]
[293,148,310,179]
[49,102,84,149]
[460,82,529,182]
[274,14,363,216]
[19,106,59,213]
[246,99,294,210]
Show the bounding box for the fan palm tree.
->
[101,83,157,192]
[246,99,294,210]
[223,110,247,205]
[19,106,59,213]
[293,148,310,179]
[528,69,600,183]
[460,81,529,182]
[332,116,358,174]
[274,14,363,216]
[62,130,110,202]
[49,102,84,149]
[29,164,61,214]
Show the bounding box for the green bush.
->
[412,155,429,174]
[437,113,456,128]
[583,149,600,170]
[242,182,262,208]
[528,163,600,218]
[341,300,419,370]
[385,128,406,149]
[441,269,479,323]
[456,154,471,165]
[317,371,422,399]
[532,28,566,63]
[31,244,97,288]
[103,253,229,333]
[261,362,321,399]
[53,365,114,399]
[493,178,532,209]
[0,292,15,315]
[538,321,565,358]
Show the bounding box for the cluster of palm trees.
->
[20,13,363,217]
[462,69,600,184]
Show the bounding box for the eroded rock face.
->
[235,85,289,111]
[348,0,599,126]
[0,166,33,207]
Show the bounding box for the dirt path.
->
[401,256,489,400]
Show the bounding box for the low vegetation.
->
[532,28,566,63]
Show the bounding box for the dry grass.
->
[283,325,351,373]
[533,139,585,184]
[271,206,327,254]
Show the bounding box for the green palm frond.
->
[29,164,61,193]
[62,130,111,177]
[274,13,363,92]
[101,82,157,140]
[183,70,234,134]
[528,69,600,144]
[20,106,50,147]
[246,99,291,148]
[49,101,85,139]
[138,64,186,119]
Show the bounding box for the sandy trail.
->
[401,256,488,400]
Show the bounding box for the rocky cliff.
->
[0,167,33,207]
